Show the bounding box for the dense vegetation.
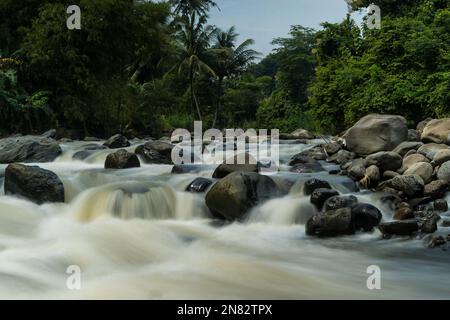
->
[0,0,448,138]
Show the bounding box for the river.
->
[0,139,449,299]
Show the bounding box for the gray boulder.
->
[344,114,408,156]
[205,172,280,220]
[364,151,403,172]
[4,164,65,204]
[105,149,140,169]
[393,141,423,157]
[437,161,450,182]
[0,135,62,163]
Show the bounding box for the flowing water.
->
[0,140,449,299]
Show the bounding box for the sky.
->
[209,0,365,56]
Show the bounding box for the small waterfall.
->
[68,181,209,222]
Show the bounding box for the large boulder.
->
[421,118,450,145]
[213,153,258,179]
[4,164,65,204]
[105,149,140,169]
[205,172,280,220]
[103,134,130,149]
[344,114,408,156]
[364,151,403,172]
[306,208,355,237]
[0,135,62,163]
[135,141,174,164]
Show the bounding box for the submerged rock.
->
[344,114,408,156]
[186,177,213,193]
[4,164,65,204]
[306,208,355,237]
[105,149,140,169]
[205,172,279,220]
[0,135,62,163]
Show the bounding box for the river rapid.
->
[0,139,449,299]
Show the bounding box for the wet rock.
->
[403,162,433,184]
[434,199,448,212]
[304,179,331,196]
[105,149,140,169]
[323,195,358,211]
[394,207,414,220]
[103,134,130,149]
[378,220,419,236]
[437,161,450,182]
[135,141,174,164]
[205,172,280,220]
[360,165,380,189]
[417,143,448,160]
[364,151,403,172]
[352,203,382,231]
[344,114,408,156]
[420,214,439,234]
[423,180,449,199]
[408,129,420,142]
[0,135,62,163]
[329,150,355,165]
[433,149,450,166]
[186,177,213,193]
[72,144,108,160]
[310,188,339,211]
[324,141,342,155]
[213,153,258,179]
[393,141,423,157]
[289,162,324,173]
[387,175,424,198]
[421,118,450,145]
[4,164,64,204]
[306,208,355,237]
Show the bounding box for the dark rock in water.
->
[310,188,339,211]
[4,163,65,204]
[323,195,358,211]
[213,153,258,179]
[288,154,317,166]
[393,141,423,157]
[427,236,446,248]
[205,172,280,221]
[304,179,331,196]
[324,142,342,155]
[329,150,355,165]
[434,199,448,212]
[364,151,403,172]
[351,203,382,231]
[172,164,205,174]
[72,144,107,160]
[135,141,174,164]
[423,180,449,199]
[344,114,408,156]
[306,208,355,237]
[419,214,440,234]
[0,135,62,163]
[289,163,324,173]
[103,134,130,149]
[394,207,414,221]
[386,175,424,198]
[378,220,419,236]
[105,149,140,169]
[186,177,213,193]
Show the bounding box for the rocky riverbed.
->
[0,114,449,299]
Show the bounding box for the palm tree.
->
[212,27,260,127]
[173,13,217,121]
[170,0,218,17]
